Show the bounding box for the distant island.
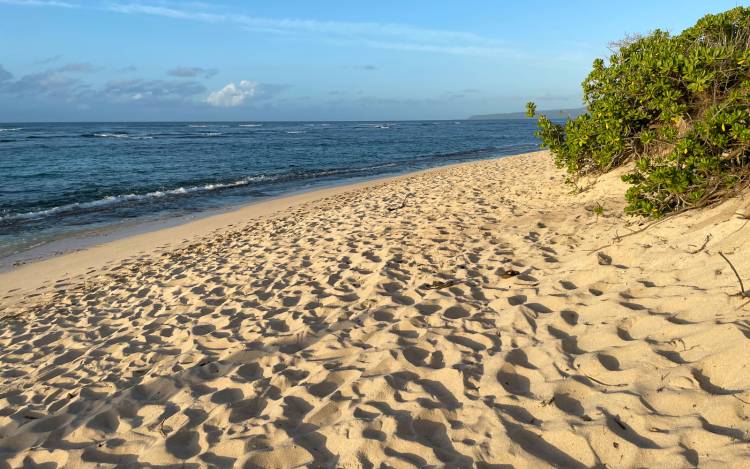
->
[467,107,586,120]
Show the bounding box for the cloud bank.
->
[0,65,13,82]
[0,62,283,113]
[101,78,207,104]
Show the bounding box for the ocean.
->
[0,120,541,260]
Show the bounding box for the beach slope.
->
[1,151,749,467]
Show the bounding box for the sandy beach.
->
[1,150,750,467]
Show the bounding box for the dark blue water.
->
[0,120,541,257]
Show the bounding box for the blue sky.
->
[0,0,746,121]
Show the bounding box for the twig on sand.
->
[387,193,412,212]
[158,416,169,436]
[688,234,712,254]
[420,279,460,290]
[719,251,747,297]
[582,372,628,388]
[587,208,691,254]
[587,219,664,254]
[420,278,480,290]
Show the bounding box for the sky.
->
[0,0,747,121]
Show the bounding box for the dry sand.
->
[1,150,750,467]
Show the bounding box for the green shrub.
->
[531,7,750,217]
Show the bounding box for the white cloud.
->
[360,40,520,58]
[0,0,75,7]
[205,80,257,107]
[109,2,519,58]
[108,3,220,22]
[3,1,523,58]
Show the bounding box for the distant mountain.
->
[467,107,586,120]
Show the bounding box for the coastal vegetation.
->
[528,7,750,217]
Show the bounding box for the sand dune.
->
[1,151,750,467]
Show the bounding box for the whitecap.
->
[0,175,273,223]
[93,133,129,138]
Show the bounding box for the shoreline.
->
[0,148,533,275]
[0,168,409,272]
[0,154,513,307]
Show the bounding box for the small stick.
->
[587,206,696,255]
[387,193,412,212]
[688,234,712,254]
[587,217,669,254]
[719,251,746,297]
[582,372,627,388]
